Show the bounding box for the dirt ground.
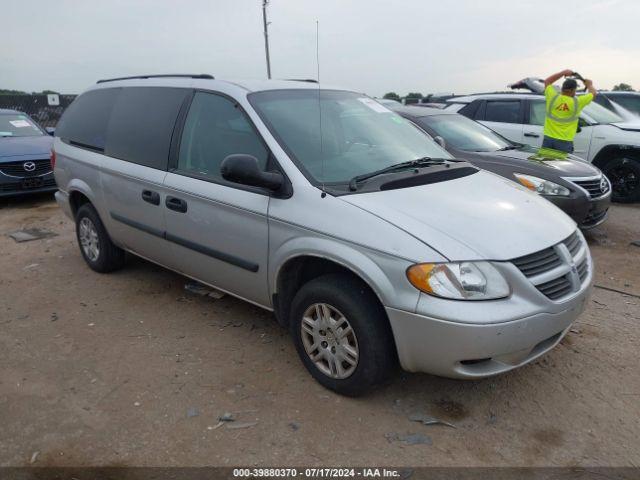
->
[1,193,639,468]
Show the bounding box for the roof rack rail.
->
[97,74,214,84]
[284,78,319,83]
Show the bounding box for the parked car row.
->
[433,79,640,203]
[52,75,594,395]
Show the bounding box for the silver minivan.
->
[53,75,592,396]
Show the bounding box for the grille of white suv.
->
[512,231,589,301]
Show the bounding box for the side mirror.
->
[46,127,56,136]
[221,154,283,191]
[434,135,446,149]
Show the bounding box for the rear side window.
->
[106,87,189,170]
[484,101,521,124]
[56,88,120,151]
[457,101,481,119]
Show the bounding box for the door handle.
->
[165,196,188,213]
[524,132,540,138]
[141,190,160,206]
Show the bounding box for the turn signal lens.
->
[50,148,56,170]
[406,262,510,300]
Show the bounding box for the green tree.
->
[613,83,634,92]
[0,89,28,95]
[382,92,401,102]
[404,92,423,105]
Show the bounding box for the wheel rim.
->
[79,217,100,262]
[300,303,359,379]
[608,162,638,198]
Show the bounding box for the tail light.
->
[50,148,56,170]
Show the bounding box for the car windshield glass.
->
[248,89,453,184]
[0,114,43,137]
[609,95,640,115]
[582,101,623,124]
[417,114,511,152]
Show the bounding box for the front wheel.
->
[602,157,640,203]
[289,274,396,396]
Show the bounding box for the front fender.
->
[270,235,421,311]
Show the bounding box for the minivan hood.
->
[0,135,52,160]
[341,170,575,261]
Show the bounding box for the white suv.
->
[445,93,640,202]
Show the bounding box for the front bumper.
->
[0,171,57,197]
[387,246,593,379]
[546,192,611,229]
[387,295,587,378]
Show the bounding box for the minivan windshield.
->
[0,114,44,137]
[416,114,512,152]
[249,90,453,184]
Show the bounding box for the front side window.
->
[0,114,44,137]
[177,92,269,181]
[484,101,521,124]
[418,114,512,152]
[248,89,452,185]
[529,100,546,126]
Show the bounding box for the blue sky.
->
[3,0,639,95]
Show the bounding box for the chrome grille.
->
[0,159,52,178]
[537,276,573,300]
[564,231,581,257]
[567,176,609,198]
[512,247,562,277]
[512,230,590,301]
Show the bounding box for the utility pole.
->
[262,0,272,79]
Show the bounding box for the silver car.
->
[53,75,592,396]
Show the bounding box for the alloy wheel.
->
[300,303,359,379]
[79,217,100,262]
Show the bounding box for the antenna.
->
[316,20,326,198]
[262,1,272,79]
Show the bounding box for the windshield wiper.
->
[497,145,518,151]
[348,157,447,191]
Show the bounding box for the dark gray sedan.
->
[393,106,611,229]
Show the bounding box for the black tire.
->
[75,203,125,273]
[602,157,640,203]
[289,273,396,396]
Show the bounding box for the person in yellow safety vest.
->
[542,69,597,153]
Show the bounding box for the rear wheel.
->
[289,273,396,396]
[75,204,125,273]
[602,157,640,203]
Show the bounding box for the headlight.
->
[406,262,510,300]
[514,174,570,196]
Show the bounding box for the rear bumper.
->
[55,189,73,219]
[386,284,590,379]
